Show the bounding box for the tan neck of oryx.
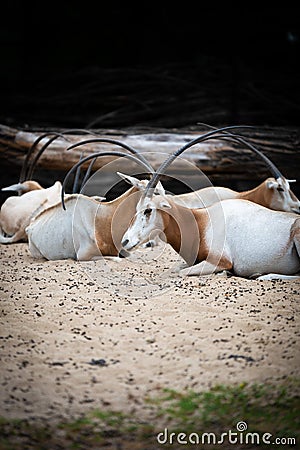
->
[95,186,141,255]
[105,186,139,208]
[161,202,208,266]
[237,181,270,207]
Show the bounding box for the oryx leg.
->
[92,256,124,262]
[257,273,300,281]
[76,246,124,262]
[179,258,232,277]
[0,227,26,244]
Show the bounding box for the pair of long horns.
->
[61,137,156,201]
[19,129,97,182]
[143,125,284,197]
[20,130,155,195]
[61,149,155,210]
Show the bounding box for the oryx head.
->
[199,125,300,214]
[121,192,171,251]
[1,180,43,195]
[265,177,300,214]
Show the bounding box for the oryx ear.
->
[1,183,27,194]
[155,181,166,196]
[117,172,145,189]
[266,179,278,190]
[159,198,171,209]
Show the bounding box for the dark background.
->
[1,2,300,129]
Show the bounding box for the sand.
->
[0,242,299,426]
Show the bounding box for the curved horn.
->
[144,125,256,197]
[24,133,70,181]
[24,129,100,181]
[198,123,284,179]
[20,132,67,182]
[222,134,283,179]
[65,138,154,174]
[61,151,153,210]
[72,153,84,194]
[81,158,97,190]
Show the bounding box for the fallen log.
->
[1,124,300,188]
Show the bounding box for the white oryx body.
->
[0,181,62,244]
[27,179,163,261]
[121,194,300,280]
[27,194,105,261]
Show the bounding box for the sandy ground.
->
[0,242,299,426]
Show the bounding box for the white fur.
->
[122,194,300,280]
[0,181,62,244]
[27,180,164,261]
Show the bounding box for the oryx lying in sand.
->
[121,127,300,280]
[27,151,163,261]
[121,192,300,280]
[172,177,300,212]
[0,181,62,244]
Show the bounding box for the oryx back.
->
[218,200,300,277]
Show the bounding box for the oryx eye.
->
[277,187,284,192]
[144,208,152,216]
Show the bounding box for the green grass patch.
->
[147,382,299,441]
[0,381,299,449]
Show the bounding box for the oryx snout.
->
[121,236,140,251]
[121,238,129,248]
